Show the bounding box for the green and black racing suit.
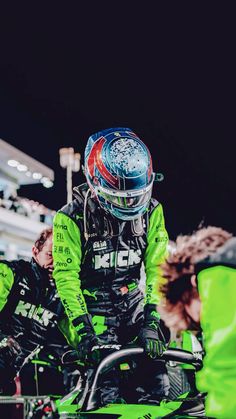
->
[53,183,170,404]
[0,258,69,394]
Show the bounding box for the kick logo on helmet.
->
[84,127,155,220]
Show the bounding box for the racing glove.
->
[72,313,99,361]
[138,304,166,359]
[0,333,21,362]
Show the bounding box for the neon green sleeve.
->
[196,266,236,419]
[0,263,14,312]
[144,203,169,305]
[58,315,81,349]
[53,211,88,321]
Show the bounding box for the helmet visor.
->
[96,179,153,209]
[99,189,152,208]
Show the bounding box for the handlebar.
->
[62,345,202,370]
[62,345,203,412]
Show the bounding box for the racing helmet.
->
[84,127,154,220]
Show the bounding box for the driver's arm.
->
[144,203,169,306]
[53,211,88,321]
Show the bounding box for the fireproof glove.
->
[72,313,99,362]
[0,333,21,362]
[138,304,166,359]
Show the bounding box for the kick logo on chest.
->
[93,249,142,269]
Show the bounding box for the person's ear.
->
[190,274,197,287]
[32,246,39,259]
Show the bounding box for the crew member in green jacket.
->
[53,127,170,405]
[0,228,73,395]
[158,226,236,419]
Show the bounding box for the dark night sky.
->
[0,4,235,240]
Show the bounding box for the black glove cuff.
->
[143,304,168,344]
[144,304,161,324]
[72,313,93,328]
[72,313,95,337]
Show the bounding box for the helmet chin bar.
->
[98,200,146,235]
[99,198,149,221]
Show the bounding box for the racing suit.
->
[195,237,236,419]
[0,258,70,394]
[53,183,170,404]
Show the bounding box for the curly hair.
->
[34,227,52,252]
[160,226,232,305]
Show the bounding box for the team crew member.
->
[0,228,72,395]
[158,226,236,419]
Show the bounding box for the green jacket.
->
[0,259,77,357]
[53,184,169,323]
[196,237,236,419]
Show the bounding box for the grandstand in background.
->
[0,138,55,260]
